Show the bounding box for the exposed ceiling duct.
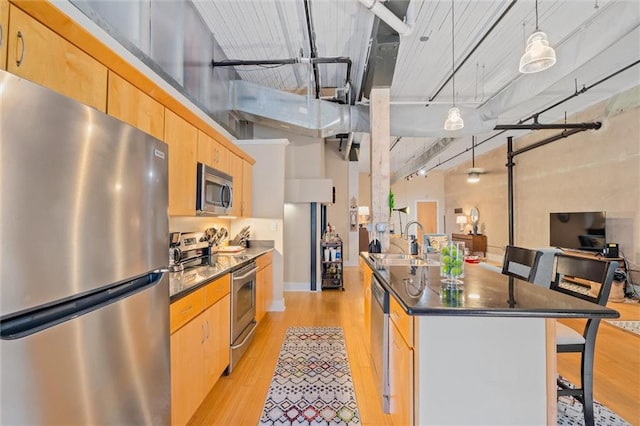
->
[228,80,498,138]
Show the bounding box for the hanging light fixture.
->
[519,0,556,74]
[444,0,464,131]
[467,135,481,183]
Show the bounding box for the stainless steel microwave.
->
[196,163,233,215]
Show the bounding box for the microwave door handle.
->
[222,184,232,208]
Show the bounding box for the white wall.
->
[390,170,446,234]
[254,125,326,292]
[234,139,287,310]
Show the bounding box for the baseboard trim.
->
[267,299,286,312]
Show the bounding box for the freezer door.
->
[0,69,169,315]
[0,274,170,425]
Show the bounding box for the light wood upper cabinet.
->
[197,131,231,175]
[164,109,197,216]
[0,0,8,70]
[229,153,243,217]
[241,160,253,218]
[6,5,107,111]
[107,71,164,140]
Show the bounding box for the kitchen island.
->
[360,253,619,425]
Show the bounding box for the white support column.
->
[369,88,391,251]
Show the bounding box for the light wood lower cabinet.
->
[170,276,230,426]
[360,259,372,351]
[0,0,8,70]
[389,320,414,426]
[256,252,273,323]
[171,312,205,426]
[164,109,197,216]
[107,71,164,139]
[6,5,107,111]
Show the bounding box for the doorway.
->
[416,201,438,234]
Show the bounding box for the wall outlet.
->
[271,221,278,231]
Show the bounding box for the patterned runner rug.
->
[605,320,640,337]
[557,377,630,425]
[259,326,360,425]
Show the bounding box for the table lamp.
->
[456,215,467,232]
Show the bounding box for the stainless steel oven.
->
[370,274,390,413]
[196,162,233,215]
[227,261,258,374]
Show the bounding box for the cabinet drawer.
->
[256,251,273,270]
[389,297,414,348]
[204,274,230,308]
[170,288,204,334]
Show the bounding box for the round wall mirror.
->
[470,207,479,223]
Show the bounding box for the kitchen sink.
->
[369,253,438,267]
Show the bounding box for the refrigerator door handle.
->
[1,271,166,340]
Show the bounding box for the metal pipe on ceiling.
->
[427,0,519,103]
[494,122,601,130]
[303,0,321,99]
[211,56,353,91]
[409,60,640,177]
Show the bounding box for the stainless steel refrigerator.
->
[0,69,171,425]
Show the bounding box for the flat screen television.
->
[550,211,606,252]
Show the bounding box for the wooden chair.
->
[551,254,618,426]
[501,245,543,282]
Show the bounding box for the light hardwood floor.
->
[189,266,640,426]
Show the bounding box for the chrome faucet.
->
[404,221,425,258]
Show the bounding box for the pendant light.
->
[444,0,464,131]
[519,0,556,74]
[467,136,480,183]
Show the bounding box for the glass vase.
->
[440,242,465,286]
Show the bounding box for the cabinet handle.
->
[206,320,210,339]
[0,24,3,50]
[16,31,24,67]
[179,305,192,315]
[201,324,205,344]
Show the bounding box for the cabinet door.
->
[0,0,8,70]
[171,316,205,426]
[197,130,213,168]
[107,71,164,139]
[241,160,253,217]
[263,263,273,315]
[164,109,197,216]
[228,153,243,217]
[203,294,230,394]
[214,140,230,174]
[7,5,107,111]
[361,261,372,351]
[256,266,265,323]
[389,321,414,426]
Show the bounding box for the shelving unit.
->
[321,240,343,291]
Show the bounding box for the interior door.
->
[417,201,438,234]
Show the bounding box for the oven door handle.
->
[232,266,258,281]
[230,321,257,350]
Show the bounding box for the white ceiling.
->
[193,0,640,179]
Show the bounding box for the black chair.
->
[501,245,543,282]
[551,254,618,426]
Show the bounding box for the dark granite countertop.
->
[360,253,619,319]
[170,247,273,301]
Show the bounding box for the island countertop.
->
[360,252,619,319]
